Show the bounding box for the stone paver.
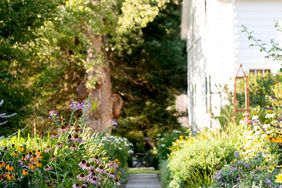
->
[126,173,161,188]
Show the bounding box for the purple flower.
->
[244,163,250,169]
[78,101,85,110]
[112,119,118,128]
[265,178,272,186]
[70,101,85,111]
[234,151,240,159]
[107,172,116,179]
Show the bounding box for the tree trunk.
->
[85,35,113,132]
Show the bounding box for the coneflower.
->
[77,173,86,181]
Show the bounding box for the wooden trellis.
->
[233,64,250,122]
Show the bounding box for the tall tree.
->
[0,0,62,134]
[57,0,171,131]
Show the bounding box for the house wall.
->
[187,0,234,131]
[186,0,209,131]
[205,0,235,118]
[185,0,282,131]
[234,0,282,73]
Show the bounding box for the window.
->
[249,69,271,76]
[192,84,196,107]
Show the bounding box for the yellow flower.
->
[6,173,14,181]
[37,154,43,160]
[21,169,29,176]
[31,154,38,162]
[28,163,36,170]
[36,161,42,168]
[6,164,14,171]
[276,173,282,183]
[36,150,41,156]
[115,159,121,166]
[18,146,24,152]
[0,162,6,168]
[12,151,18,157]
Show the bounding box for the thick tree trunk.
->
[85,35,113,132]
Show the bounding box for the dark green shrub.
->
[237,72,281,108]
[156,129,189,162]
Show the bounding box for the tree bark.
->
[85,34,113,132]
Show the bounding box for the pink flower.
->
[79,160,91,170]
[89,157,101,165]
[72,184,81,188]
[70,145,78,151]
[44,147,54,153]
[77,173,86,181]
[86,176,97,185]
[59,125,70,133]
[44,165,53,171]
[49,110,59,118]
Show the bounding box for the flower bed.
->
[0,102,132,187]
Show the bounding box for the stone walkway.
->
[125,173,161,188]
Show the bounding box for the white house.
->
[181,0,282,131]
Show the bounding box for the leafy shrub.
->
[161,126,243,188]
[156,129,189,162]
[101,135,133,169]
[236,72,281,108]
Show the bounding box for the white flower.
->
[265,113,275,119]
[172,130,181,133]
[252,115,259,120]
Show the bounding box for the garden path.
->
[125,172,161,188]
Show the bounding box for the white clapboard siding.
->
[206,0,234,78]
[234,0,282,73]
[183,0,282,131]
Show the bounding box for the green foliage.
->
[237,73,281,109]
[156,129,189,162]
[101,135,133,168]
[113,1,186,154]
[0,0,62,135]
[212,120,280,188]
[0,0,182,137]
[159,160,171,188]
[212,153,279,188]
[242,25,282,62]
[160,125,244,188]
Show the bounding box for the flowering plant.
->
[0,100,129,187]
